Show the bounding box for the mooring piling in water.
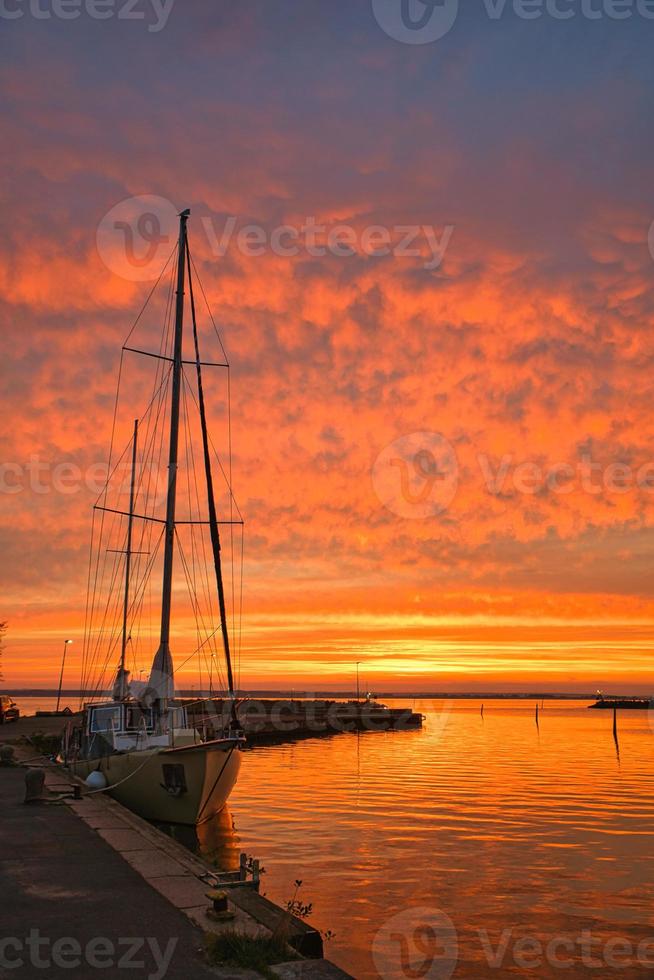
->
[612,706,621,762]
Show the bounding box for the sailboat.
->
[64,209,244,825]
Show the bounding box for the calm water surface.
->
[191,700,654,978]
[11,696,64,714]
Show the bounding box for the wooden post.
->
[612,706,620,761]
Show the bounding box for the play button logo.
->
[372,0,459,44]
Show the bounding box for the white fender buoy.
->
[85,770,107,790]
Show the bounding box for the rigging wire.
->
[81,237,244,701]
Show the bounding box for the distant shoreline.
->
[0,689,641,701]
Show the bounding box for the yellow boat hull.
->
[71,738,242,825]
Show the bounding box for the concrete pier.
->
[0,711,83,745]
[0,753,352,979]
[186,697,423,742]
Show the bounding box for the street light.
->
[56,639,73,713]
[356,661,362,702]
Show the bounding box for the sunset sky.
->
[3,2,654,692]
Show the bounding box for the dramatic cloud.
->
[2,3,654,689]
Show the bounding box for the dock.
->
[185,697,423,742]
[2,697,423,749]
[0,747,352,979]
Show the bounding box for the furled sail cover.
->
[144,644,175,703]
[112,668,131,701]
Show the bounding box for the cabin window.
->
[169,707,188,728]
[161,764,187,796]
[89,706,121,733]
[125,706,153,732]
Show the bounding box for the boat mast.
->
[148,208,189,704]
[186,248,236,700]
[116,418,139,700]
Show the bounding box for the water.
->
[189,700,654,978]
[9,696,63,715]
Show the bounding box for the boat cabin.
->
[82,700,197,754]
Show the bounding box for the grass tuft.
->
[26,732,61,756]
[205,929,298,979]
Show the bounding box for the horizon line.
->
[1,688,644,700]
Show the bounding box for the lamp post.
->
[56,639,73,713]
[356,661,361,702]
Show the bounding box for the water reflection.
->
[196,806,242,871]
[171,701,654,977]
[157,806,242,872]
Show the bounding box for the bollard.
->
[206,889,234,922]
[24,768,45,804]
[0,745,15,767]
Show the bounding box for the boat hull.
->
[70,739,241,825]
